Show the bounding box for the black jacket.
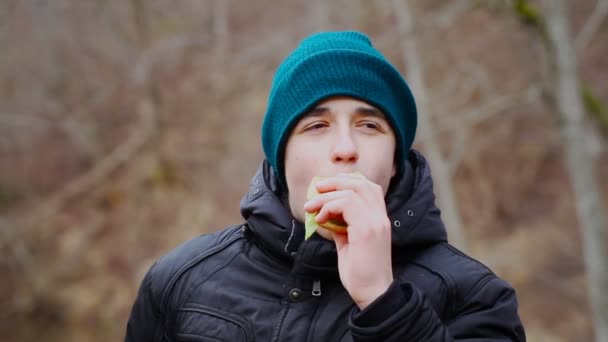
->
[125,151,526,341]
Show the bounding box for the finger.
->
[303,189,354,213]
[315,174,369,194]
[315,198,348,224]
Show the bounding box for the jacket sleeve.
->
[125,262,166,342]
[349,277,525,341]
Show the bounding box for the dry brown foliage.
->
[0,1,606,341]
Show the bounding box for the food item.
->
[304,175,351,240]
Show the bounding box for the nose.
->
[331,129,358,164]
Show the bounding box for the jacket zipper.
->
[312,279,322,296]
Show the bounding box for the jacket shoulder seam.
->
[460,273,496,306]
[440,243,495,274]
[410,243,498,316]
[180,243,245,306]
[158,225,245,311]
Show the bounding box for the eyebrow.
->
[306,105,387,119]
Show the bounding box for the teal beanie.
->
[261,31,417,185]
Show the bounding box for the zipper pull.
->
[312,280,321,297]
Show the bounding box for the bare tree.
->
[542,0,608,341]
[391,0,468,251]
[213,0,230,55]
[575,0,608,53]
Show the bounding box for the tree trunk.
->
[391,0,468,251]
[543,1,608,341]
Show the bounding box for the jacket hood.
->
[240,150,447,274]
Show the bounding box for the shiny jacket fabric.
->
[125,151,526,341]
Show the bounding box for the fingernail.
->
[315,179,328,188]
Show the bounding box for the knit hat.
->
[261,31,417,185]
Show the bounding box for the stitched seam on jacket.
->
[434,243,498,316]
[442,243,494,272]
[158,225,244,334]
[271,301,290,342]
[160,226,243,307]
[456,274,495,312]
[408,260,449,288]
[180,247,243,306]
[180,303,255,341]
[404,260,452,321]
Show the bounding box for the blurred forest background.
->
[0,0,607,341]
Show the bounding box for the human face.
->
[284,97,396,227]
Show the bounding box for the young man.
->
[125,31,526,341]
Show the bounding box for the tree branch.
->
[0,217,36,282]
[415,83,543,146]
[17,99,155,234]
[543,0,608,339]
[429,0,477,29]
[435,83,543,135]
[0,113,54,129]
[575,0,608,54]
[447,125,472,174]
[16,32,211,234]
[391,0,468,251]
[213,0,230,54]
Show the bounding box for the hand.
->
[304,173,393,309]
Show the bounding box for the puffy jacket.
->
[125,151,526,341]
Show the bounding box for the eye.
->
[304,121,328,131]
[358,121,382,131]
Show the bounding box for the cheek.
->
[286,172,309,221]
[285,135,341,219]
[369,140,396,194]
[380,169,394,194]
[368,167,393,195]
[284,144,316,221]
